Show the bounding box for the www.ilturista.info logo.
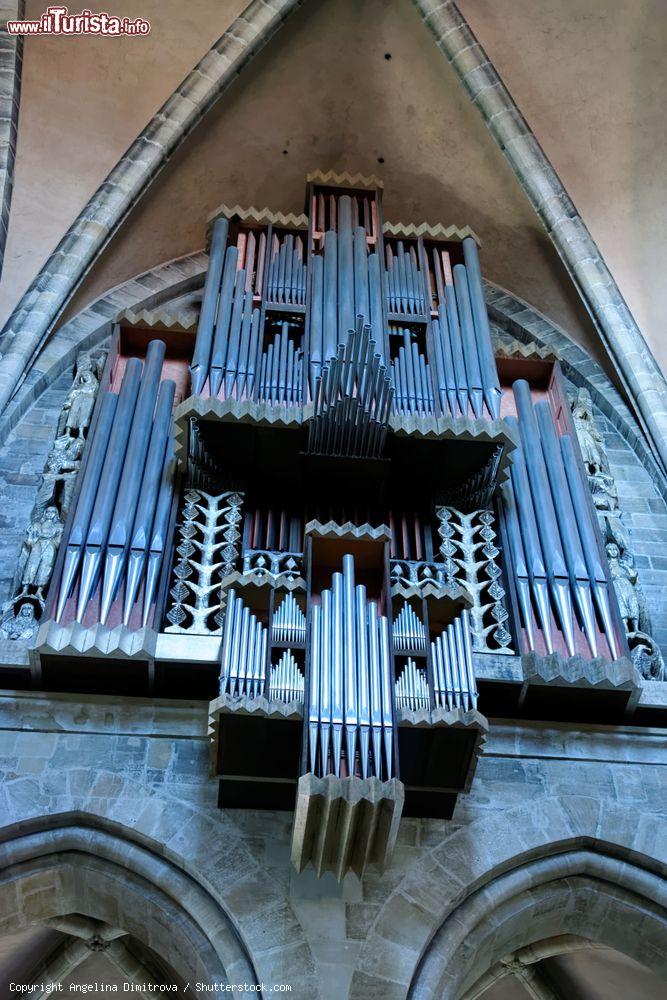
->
[5,5,151,35]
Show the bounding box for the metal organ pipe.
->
[56,391,118,621]
[453,264,484,418]
[337,195,355,344]
[209,244,239,397]
[462,236,502,420]
[101,340,166,624]
[504,414,554,652]
[503,391,621,660]
[560,434,619,658]
[307,556,395,781]
[76,358,142,620]
[513,381,575,655]
[123,379,176,624]
[190,217,229,394]
[535,400,598,656]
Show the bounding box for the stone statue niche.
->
[570,387,664,681]
[1,350,105,641]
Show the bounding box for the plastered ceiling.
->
[3,0,666,375]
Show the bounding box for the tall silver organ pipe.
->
[462,236,502,419]
[56,391,118,621]
[55,347,176,629]
[123,380,176,625]
[101,340,166,624]
[190,217,229,394]
[502,384,619,659]
[513,379,576,656]
[307,555,394,780]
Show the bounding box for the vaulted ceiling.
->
[2,0,665,376]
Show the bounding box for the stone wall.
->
[0,689,665,998]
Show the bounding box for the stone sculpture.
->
[4,350,106,641]
[57,351,101,438]
[19,506,63,597]
[571,389,664,680]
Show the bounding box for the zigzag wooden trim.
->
[117,306,197,332]
[389,580,474,607]
[397,706,488,732]
[383,219,480,244]
[522,651,639,690]
[206,202,308,236]
[35,620,157,660]
[304,520,391,542]
[173,394,306,467]
[495,338,557,361]
[305,169,384,190]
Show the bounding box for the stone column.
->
[0,2,24,276]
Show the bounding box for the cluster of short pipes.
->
[392,603,477,713]
[308,319,393,458]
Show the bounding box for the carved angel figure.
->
[606,541,640,633]
[571,388,608,476]
[19,506,63,595]
[57,352,100,438]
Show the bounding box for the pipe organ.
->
[35,172,632,879]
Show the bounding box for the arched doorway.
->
[0,819,257,997]
[410,848,667,999]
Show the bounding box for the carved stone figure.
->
[628,632,665,681]
[19,506,63,596]
[34,433,85,515]
[571,388,664,680]
[570,388,608,476]
[605,542,640,632]
[0,601,39,641]
[57,351,100,438]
